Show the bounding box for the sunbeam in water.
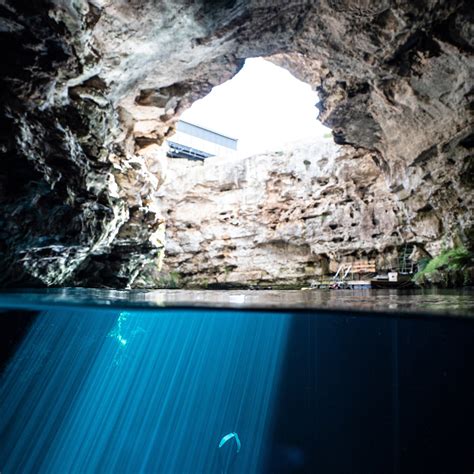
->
[0,309,290,473]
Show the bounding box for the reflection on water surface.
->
[0,288,473,316]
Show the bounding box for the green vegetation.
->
[414,246,474,287]
[157,271,182,289]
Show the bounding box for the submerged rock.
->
[0,1,472,287]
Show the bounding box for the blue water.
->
[1,298,474,473]
[0,308,289,473]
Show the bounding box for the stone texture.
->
[157,138,472,287]
[0,0,472,287]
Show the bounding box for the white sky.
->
[181,57,332,155]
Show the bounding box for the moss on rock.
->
[414,246,474,288]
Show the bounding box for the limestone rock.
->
[157,139,464,288]
[0,0,472,287]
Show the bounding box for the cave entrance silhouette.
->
[166,57,333,162]
[156,57,339,290]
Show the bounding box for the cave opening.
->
[1,1,472,291]
[168,57,332,160]
[154,56,343,289]
[147,49,441,290]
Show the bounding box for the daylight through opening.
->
[167,57,332,161]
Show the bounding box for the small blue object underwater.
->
[219,432,241,453]
[218,432,241,474]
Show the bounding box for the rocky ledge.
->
[0,0,472,287]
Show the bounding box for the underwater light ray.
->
[52,312,174,473]
[1,314,81,472]
[162,316,219,472]
[233,318,270,473]
[230,314,289,473]
[147,313,213,472]
[175,314,249,473]
[42,323,131,472]
[28,349,107,472]
[104,316,179,472]
[115,314,195,470]
[199,312,291,474]
[1,309,291,473]
[0,313,76,428]
[147,316,205,470]
[49,353,117,462]
[132,314,192,471]
[126,317,188,472]
[158,315,228,473]
[251,319,290,472]
[85,314,153,473]
[42,312,157,471]
[188,314,251,473]
[0,310,118,473]
[234,317,263,422]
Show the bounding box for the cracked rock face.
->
[0,0,472,287]
[157,141,396,287]
[157,137,470,288]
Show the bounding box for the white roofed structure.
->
[167,121,238,161]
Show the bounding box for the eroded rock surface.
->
[0,0,472,287]
[158,136,472,287]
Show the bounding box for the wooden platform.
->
[350,260,377,274]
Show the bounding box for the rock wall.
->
[157,136,471,288]
[0,0,472,287]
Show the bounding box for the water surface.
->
[0,288,473,316]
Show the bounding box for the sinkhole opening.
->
[153,57,419,291]
[154,57,346,290]
[166,57,332,164]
